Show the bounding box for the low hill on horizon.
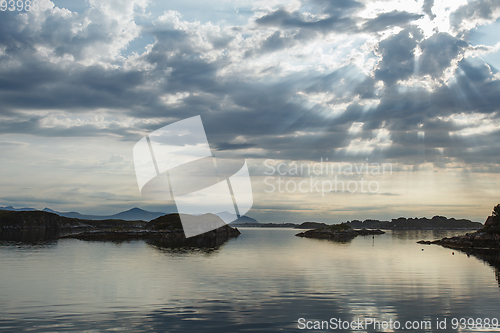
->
[0,210,146,230]
[292,216,483,230]
[294,222,329,229]
[346,216,483,230]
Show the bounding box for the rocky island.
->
[63,213,241,247]
[0,210,240,247]
[296,223,385,241]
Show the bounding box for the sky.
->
[1,0,500,223]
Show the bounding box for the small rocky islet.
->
[296,223,385,241]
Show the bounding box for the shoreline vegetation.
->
[0,210,240,247]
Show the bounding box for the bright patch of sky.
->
[469,18,500,70]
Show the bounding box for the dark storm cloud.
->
[216,142,256,151]
[374,27,423,86]
[451,0,500,31]
[374,30,469,85]
[458,58,492,82]
[0,62,151,112]
[418,33,468,78]
[255,8,358,35]
[362,11,423,32]
[0,9,125,61]
[0,12,153,113]
[422,0,436,20]
[258,31,297,54]
[255,8,422,37]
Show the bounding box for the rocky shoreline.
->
[418,231,500,250]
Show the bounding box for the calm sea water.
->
[0,228,499,332]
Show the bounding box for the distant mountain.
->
[228,215,259,225]
[42,208,93,219]
[43,207,166,221]
[0,206,38,212]
[108,208,166,221]
[1,206,260,223]
[0,206,166,222]
[216,211,259,225]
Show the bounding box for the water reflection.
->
[146,233,238,250]
[146,239,225,256]
[456,248,500,288]
[0,229,59,245]
[296,234,356,244]
[391,229,475,240]
[1,229,499,332]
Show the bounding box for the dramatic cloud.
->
[1,0,500,222]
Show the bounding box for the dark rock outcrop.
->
[418,231,500,250]
[62,213,240,246]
